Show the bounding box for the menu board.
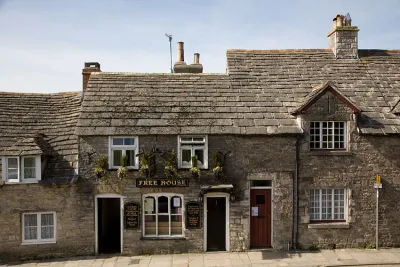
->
[186,201,201,229]
[124,202,140,229]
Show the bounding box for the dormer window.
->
[310,122,347,150]
[2,156,41,183]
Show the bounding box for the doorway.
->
[204,193,229,252]
[250,188,272,247]
[97,197,121,254]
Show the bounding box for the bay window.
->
[143,194,183,237]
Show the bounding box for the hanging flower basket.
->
[117,167,128,180]
[190,167,200,179]
[212,166,223,179]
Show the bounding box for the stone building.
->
[1,14,400,260]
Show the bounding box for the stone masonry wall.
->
[328,28,358,59]
[297,91,400,249]
[79,135,296,254]
[0,183,94,260]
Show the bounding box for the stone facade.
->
[0,183,94,260]
[328,27,359,59]
[78,135,296,254]
[297,91,400,249]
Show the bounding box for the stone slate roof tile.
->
[0,92,82,184]
[77,49,400,136]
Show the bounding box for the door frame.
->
[250,183,273,248]
[95,193,124,254]
[203,192,230,252]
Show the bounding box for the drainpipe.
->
[292,137,300,250]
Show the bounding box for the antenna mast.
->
[165,34,173,73]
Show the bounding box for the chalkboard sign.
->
[125,202,140,229]
[186,201,201,229]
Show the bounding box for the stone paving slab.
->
[2,249,400,267]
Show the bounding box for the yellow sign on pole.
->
[376,175,381,184]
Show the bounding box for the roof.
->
[291,81,361,115]
[0,92,82,184]
[76,49,400,136]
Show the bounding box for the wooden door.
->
[250,189,271,247]
[206,197,226,251]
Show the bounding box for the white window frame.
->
[142,193,184,238]
[177,136,208,169]
[108,136,139,169]
[22,212,56,244]
[2,156,41,184]
[309,189,347,222]
[309,121,347,150]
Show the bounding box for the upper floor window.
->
[109,137,139,169]
[23,212,56,244]
[143,194,183,237]
[178,136,208,169]
[309,189,346,222]
[310,122,346,150]
[2,156,41,183]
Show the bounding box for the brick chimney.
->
[82,62,101,91]
[328,13,359,59]
[173,42,203,73]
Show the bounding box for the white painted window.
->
[309,189,346,221]
[310,122,346,149]
[2,156,41,183]
[109,137,139,169]
[178,136,208,169]
[22,212,56,244]
[143,193,183,237]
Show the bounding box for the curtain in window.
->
[24,214,38,240]
[41,214,54,239]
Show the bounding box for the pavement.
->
[2,249,400,267]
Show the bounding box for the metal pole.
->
[169,39,173,73]
[376,188,379,250]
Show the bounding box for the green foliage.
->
[96,155,108,169]
[191,155,198,168]
[366,243,376,249]
[308,245,319,251]
[213,152,220,167]
[164,150,179,179]
[212,152,223,178]
[120,155,128,168]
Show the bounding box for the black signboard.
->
[125,202,140,229]
[136,178,189,187]
[186,201,201,229]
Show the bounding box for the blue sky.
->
[1,0,399,93]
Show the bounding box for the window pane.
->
[144,215,156,235]
[181,149,191,166]
[24,214,38,240]
[124,138,135,146]
[158,215,169,235]
[7,158,18,180]
[194,149,204,166]
[126,150,135,166]
[112,138,123,146]
[144,197,155,214]
[251,180,272,187]
[170,197,182,214]
[193,137,205,142]
[24,157,36,179]
[171,215,182,235]
[158,196,168,213]
[181,137,192,142]
[113,150,122,166]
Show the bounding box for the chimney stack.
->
[328,13,359,59]
[82,62,101,92]
[173,42,203,73]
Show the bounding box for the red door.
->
[250,189,272,247]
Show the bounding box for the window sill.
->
[141,236,186,241]
[4,181,39,185]
[308,223,350,229]
[22,241,56,245]
[307,150,353,156]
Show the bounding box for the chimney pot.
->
[177,42,184,62]
[194,53,200,64]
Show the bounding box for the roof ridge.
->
[91,72,227,76]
